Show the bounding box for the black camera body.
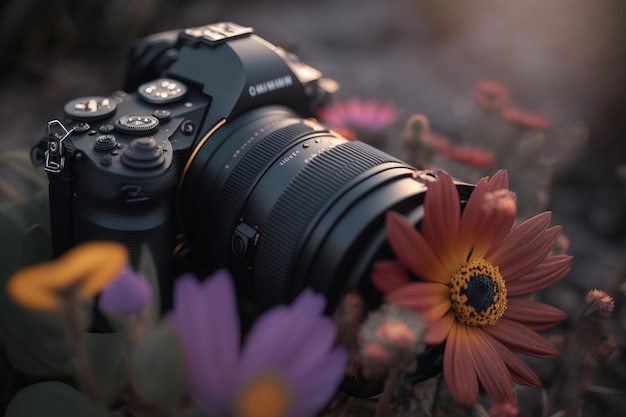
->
[35,21,472,316]
[36,22,337,304]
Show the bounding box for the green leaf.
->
[17,224,53,269]
[1,304,76,377]
[83,332,128,404]
[0,212,74,378]
[138,243,160,326]
[5,381,112,417]
[131,323,184,412]
[0,189,51,283]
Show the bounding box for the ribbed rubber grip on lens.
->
[212,123,314,246]
[253,140,402,306]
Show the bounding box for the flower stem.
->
[374,360,401,417]
[63,302,100,403]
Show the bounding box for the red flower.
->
[440,143,496,168]
[469,81,510,110]
[501,107,551,130]
[371,170,571,404]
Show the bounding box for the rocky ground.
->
[1,0,625,415]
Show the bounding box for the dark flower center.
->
[461,274,497,313]
[449,258,507,326]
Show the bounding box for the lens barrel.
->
[179,106,473,311]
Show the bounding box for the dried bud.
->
[358,304,426,378]
[488,399,519,417]
[404,114,430,136]
[333,291,365,348]
[482,189,517,218]
[358,341,393,379]
[582,289,615,320]
[551,234,570,255]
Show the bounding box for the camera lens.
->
[178,106,473,311]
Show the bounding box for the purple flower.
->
[166,270,347,417]
[98,264,152,316]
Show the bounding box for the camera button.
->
[180,120,195,135]
[94,135,117,151]
[232,222,258,261]
[153,109,172,121]
[99,155,112,166]
[99,123,115,133]
[73,122,91,133]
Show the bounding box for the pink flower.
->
[440,143,496,168]
[317,98,399,136]
[371,170,571,404]
[501,107,551,130]
[469,81,510,110]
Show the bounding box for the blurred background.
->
[0,0,625,414]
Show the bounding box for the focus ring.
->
[254,140,402,306]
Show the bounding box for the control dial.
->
[115,115,159,135]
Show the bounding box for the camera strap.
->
[44,120,76,256]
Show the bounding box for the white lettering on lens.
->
[248,75,293,97]
[279,150,299,166]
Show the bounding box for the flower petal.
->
[503,298,567,330]
[482,318,560,358]
[487,213,561,282]
[424,311,456,345]
[290,347,348,416]
[457,177,489,254]
[386,282,450,315]
[469,328,515,403]
[238,290,331,382]
[98,264,152,316]
[443,325,479,404]
[486,169,509,190]
[7,241,128,310]
[507,255,572,296]
[166,271,240,411]
[421,172,462,270]
[486,333,542,387]
[450,170,515,263]
[385,211,448,283]
[371,260,410,294]
[237,289,346,417]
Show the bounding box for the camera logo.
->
[248,75,293,97]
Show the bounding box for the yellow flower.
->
[7,241,128,310]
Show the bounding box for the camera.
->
[33,22,473,391]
